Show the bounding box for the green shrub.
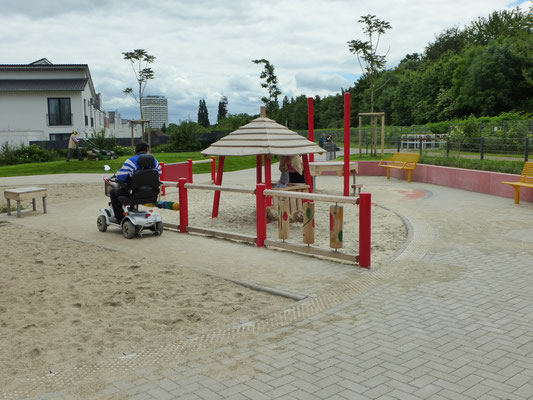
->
[0,143,57,165]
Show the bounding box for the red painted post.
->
[187,159,193,183]
[210,156,216,183]
[178,178,188,233]
[256,155,263,183]
[264,154,272,207]
[359,192,371,268]
[308,97,315,163]
[160,162,166,196]
[344,92,351,197]
[256,183,267,247]
[212,156,225,218]
[302,154,313,193]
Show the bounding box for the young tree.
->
[217,96,228,123]
[197,99,210,127]
[347,15,392,113]
[122,49,156,120]
[252,59,282,117]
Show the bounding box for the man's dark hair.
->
[135,141,150,154]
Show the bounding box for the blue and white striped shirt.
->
[116,152,162,183]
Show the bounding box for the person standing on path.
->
[66,131,82,162]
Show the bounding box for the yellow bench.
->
[378,152,420,183]
[502,162,533,204]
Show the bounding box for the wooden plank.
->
[264,240,357,263]
[185,183,255,194]
[187,226,257,244]
[263,189,358,204]
[191,159,214,165]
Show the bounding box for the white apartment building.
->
[141,95,168,129]
[0,58,106,146]
[106,110,142,139]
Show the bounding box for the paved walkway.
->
[2,173,533,399]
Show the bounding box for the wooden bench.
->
[501,162,533,204]
[378,152,420,183]
[4,187,48,217]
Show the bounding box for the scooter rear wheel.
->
[122,220,137,239]
[97,215,108,232]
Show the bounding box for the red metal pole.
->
[160,162,166,196]
[212,156,225,218]
[256,155,263,183]
[264,154,272,207]
[187,159,193,183]
[344,92,351,197]
[359,192,371,268]
[178,178,188,233]
[211,156,216,183]
[256,183,266,247]
[308,97,315,163]
[302,154,313,193]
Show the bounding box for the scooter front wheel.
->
[154,221,164,236]
[122,220,137,239]
[97,215,108,232]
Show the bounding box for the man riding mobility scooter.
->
[97,154,164,239]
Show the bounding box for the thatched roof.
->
[201,116,325,157]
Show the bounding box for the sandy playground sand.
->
[0,172,407,391]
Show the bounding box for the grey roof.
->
[201,116,325,157]
[0,79,88,92]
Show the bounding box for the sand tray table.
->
[4,187,48,217]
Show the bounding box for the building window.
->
[48,98,72,125]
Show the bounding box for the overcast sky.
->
[0,0,529,124]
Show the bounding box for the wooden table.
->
[4,187,48,217]
[309,162,360,195]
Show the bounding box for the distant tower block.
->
[278,198,290,240]
[329,205,343,249]
[303,202,315,244]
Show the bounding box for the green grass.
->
[0,153,261,177]
[0,150,526,178]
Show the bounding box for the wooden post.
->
[211,156,216,183]
[160,162,166,196]
[187,159,193,183]
[308,97,315,163]
[302,202,315,245]
[344,93,351,197]
[130,123,135,152]
[256,183,267,247]
[359,192,371,268]
[302,153,312,193]
[264,154,272,207]
[212,156,225,218]
[178,178,188,233]
[256,155,263,183]
[330,205,343,249]
[381,114,385,157]
[359,115,362,157]
[278,199,290,240]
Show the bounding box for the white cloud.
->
[0,0,527,123]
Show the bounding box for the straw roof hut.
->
[201,115,324,157]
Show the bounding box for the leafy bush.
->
[0,143,58,165]
[84,129,119,150]
[168,121,206,151]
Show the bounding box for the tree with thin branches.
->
[252,59,282,117]
[123,49,156,135]
[347,15,392,113]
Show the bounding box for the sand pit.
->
[0,172,408,391]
